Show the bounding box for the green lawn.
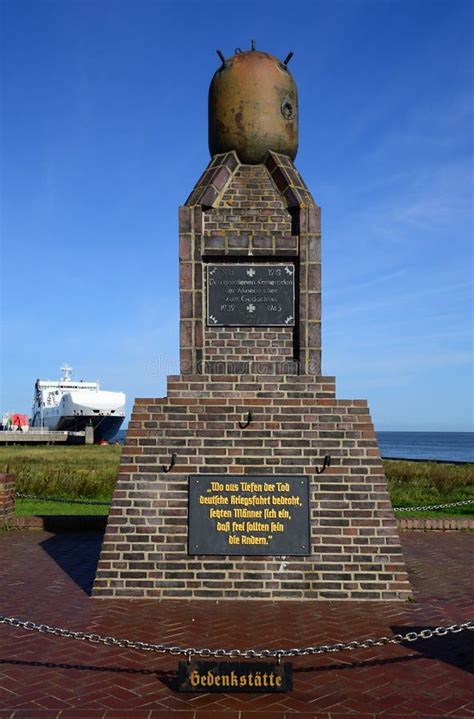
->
[1,446,472,518]
[385,459,474,511]
[0,444,120,498]
[15,498,110,516]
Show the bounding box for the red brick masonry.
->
[94,150,412,601]
[398,517,474,531]
[179,151,321,376]
[93,375,413,601]
[0,473,15,526]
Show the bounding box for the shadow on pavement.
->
[294,652,422,674]
[392,625,474,674]
[39,530,104,595]
[294,627,473,675]
[0,658,178,690]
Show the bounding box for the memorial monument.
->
[93,46,413,601]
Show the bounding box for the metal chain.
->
[0,614,472,660]
[393,499,474,512]
[15,495,473,511]
[14,493,109,506]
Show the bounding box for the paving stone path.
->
[0,530,473,718]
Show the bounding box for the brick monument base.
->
[93,147,412,601]
[93,374,412,600]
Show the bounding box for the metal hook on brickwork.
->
[315,455,331,474]
[162,453,177,474]
[238,411,252,429]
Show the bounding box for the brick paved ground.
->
[0,530,472,718]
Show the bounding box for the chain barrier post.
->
[0,472,16,527]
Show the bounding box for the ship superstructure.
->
[30,364,125,442]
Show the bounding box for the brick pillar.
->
[0,473,15,526]
[179,151,322,376]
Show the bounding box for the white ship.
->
[30,364,126,442]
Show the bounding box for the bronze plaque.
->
[188,475,310,555]
[207,263,295,326]
[178,660,292,692]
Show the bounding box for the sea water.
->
[376,432,473,463]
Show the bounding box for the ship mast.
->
[60,364,72,382]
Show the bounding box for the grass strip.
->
[15,498,110,516]
[0,445,120,497]
[2,447,473,518]
[385,459,474,508]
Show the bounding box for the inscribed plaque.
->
[188,475,310,555]
[207,263,295,326]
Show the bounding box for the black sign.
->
[188,476,310,556]
[207,264,295,326]
[178,660,292,693]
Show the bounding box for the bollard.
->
[0,473,15,527]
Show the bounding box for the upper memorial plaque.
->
[207,264,295,326]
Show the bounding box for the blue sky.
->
[1,0,472,431]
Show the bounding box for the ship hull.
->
[30,367,126,443]
[55,415,124,442]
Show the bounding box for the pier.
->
[0,427,94,445]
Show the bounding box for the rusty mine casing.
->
[209,50,298,164]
